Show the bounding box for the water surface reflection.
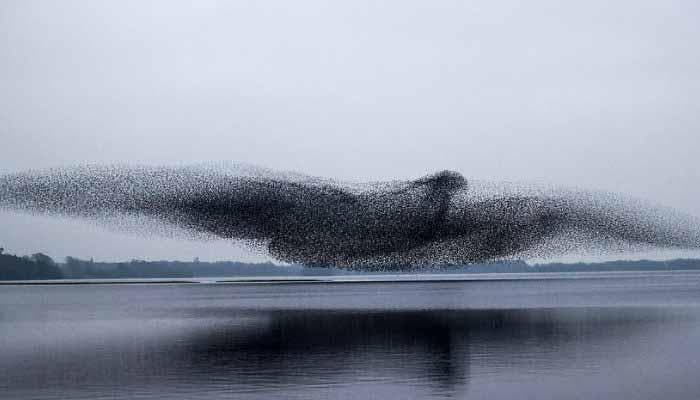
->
[3,283,698,400]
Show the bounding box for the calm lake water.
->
[2,272,700,399]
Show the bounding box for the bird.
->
[1,164,699,270]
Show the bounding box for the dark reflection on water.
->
[177,308,682,397]
[2,275,700,399]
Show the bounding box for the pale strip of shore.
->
[1,270,700,285]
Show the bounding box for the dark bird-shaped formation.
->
[1,164,699,269]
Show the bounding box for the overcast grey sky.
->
[1,0,699,262]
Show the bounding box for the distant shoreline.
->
[3,249,700,281]
[2,269,699,285]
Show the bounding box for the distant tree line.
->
[0,249,64,280]
[60,257,326,279]
[0,248,326,280]
[2,246,700,281]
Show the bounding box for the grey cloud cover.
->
[1,1,699,261]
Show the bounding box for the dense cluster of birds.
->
[1,164,699,270]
